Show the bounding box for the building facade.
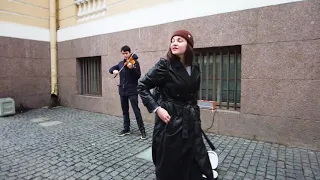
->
[1,0,319,150]
[0,0,51,110]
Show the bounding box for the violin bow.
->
[114,50,137,78]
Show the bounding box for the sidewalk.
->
[0,107,319,180]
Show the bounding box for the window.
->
[77,56,102,96]
[195,46,241,110]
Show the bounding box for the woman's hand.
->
[156,107,171,124]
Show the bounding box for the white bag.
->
[202,130,219,179]
[202,151,219,179]
[208,150,219,179]
[208,150,219,169]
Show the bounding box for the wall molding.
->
[57,0,303,42]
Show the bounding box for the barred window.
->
[77,56,102,96]
[195,46,241,110]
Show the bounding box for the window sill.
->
[76,94,102,98]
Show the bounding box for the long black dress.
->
[137,58,214,180]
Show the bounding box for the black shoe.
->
[140,130,147,140]
[118,130,130,136]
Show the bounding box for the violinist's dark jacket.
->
[109,54,141,96]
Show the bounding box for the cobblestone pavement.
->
[0,107,319,180]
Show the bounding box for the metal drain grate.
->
[38,121,62,127]
[136,147,153,162]
[30,117,50,123]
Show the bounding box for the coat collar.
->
[170,58,200,83]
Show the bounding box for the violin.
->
[124,55,136,68]
[114,50,137,78]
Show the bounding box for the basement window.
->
[194,46,241,110]
[77,56,102,96]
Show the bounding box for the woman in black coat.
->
[137,30,215,180]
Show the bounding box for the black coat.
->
[137,58,214,180]
[109,54,141,96]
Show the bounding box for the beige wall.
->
[0,0,49,28]
[57,0,76,29]
[57,0,174,29]
[0,0,171,29]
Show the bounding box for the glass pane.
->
[201,89,206,99]
[208,55,213,101]
[222,54,228,79]
[229,81,234,91]
[208,55,214,79]
[236,80,241,103]
[229,81,235,102]
[216,54,221,79]
[237,55,241,79]
[230,54,235,79]
[228,90,234,102]
[86,60,89,94]
[93,60,96,94]
[216,79,221,103]
[222,80,228,101]
[91,60,93,94]
[208,79,213,101]
[202,58,207,80]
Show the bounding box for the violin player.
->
[109,45,147,140]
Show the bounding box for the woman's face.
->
[170,36,187,58]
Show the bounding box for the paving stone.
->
[97,171,107,178]
[80,174,92,180]
[0,107,319,180]
[89,175,101,180]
